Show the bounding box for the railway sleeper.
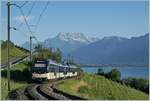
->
[39,84,69,100]
[26,85,47,100]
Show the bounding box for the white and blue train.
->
[31,59,78,80]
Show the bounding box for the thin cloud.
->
[15,15,34,22]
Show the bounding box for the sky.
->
[1,1,149,45]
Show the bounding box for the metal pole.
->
[7,0,10,92]
[30,36,32,62]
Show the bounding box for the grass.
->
[1,46,27,64]
[1,62,30,100]
[57,73,149,100]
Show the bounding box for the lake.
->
[81,67,149,79]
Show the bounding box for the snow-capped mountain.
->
[44,32,99,55]
[56,32,99,44]
[22,32,99,55]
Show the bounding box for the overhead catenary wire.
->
[31,35,41,45]
[20,1,28,8]
[11,27,29,38]
[18,7,35,36]
[10,2,42,46]
[17,1,36,29]
[9,3,34,36]
[34,1,49,33]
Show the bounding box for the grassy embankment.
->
[1,44,30,99]
[1,62,30,100]
[57,73,149,100]
[1,46,27,65]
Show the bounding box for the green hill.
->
[1,41,29,65]
[57,73,149,100]
[1,62,30,99]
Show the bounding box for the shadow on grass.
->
[1,63,33,83]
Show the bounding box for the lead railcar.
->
[31,59,78,80]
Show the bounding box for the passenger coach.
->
[31,59,78,80]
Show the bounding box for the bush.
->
[1,40,15,49]
[97,68,104,75]
[122,77,149,94]
[106,68,121,82]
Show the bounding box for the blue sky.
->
[1,1,149,45]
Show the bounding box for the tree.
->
[97,68,104,75]
[33,46,62,63]
[1,40,14,49]
[37,48,51,59]
[107,68,121,81]
[34,43,43,52]
[124,77,149,93]
[52,48,62,63]
[33,43,52,60]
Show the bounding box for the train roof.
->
[68,65,77,68]
[48,59,58,65]
[48,59,77,68]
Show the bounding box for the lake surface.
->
[81,67,149,79]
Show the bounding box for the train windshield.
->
[34,63,46,67]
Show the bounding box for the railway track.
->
[26,85,48,100]
[25,77,86,100]
[1,55,29,69]
[38,83,69,100]
[26,82,68,100]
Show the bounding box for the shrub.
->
[106,68,121,82]
[97,68,104,75]
[122,77,149,94]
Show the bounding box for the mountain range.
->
[22,41,36,51]
[22,32,99,55]
[71,33,149,65]
[22,33,149,65]
[43,32,99,55]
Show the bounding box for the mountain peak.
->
[56,32,99,43]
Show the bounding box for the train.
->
[31,59,78,80]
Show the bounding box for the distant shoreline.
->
[79,64,149,67]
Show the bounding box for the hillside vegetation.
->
[1,41,28,64]
[57,73,149,100]
[1,62,30,100]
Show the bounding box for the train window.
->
[34,63,46,67]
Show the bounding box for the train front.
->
[31,59,49,81]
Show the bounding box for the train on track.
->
[31,59,78,80]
